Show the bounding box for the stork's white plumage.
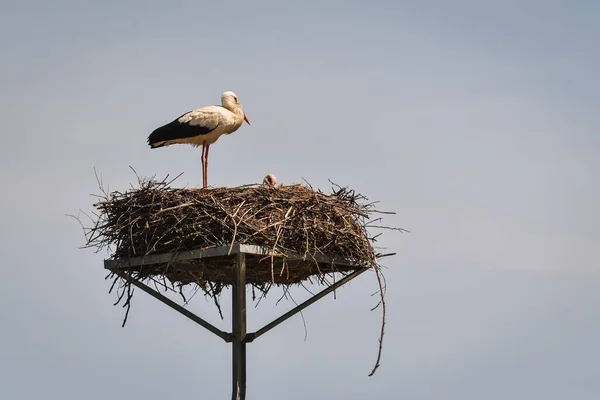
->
[148,91,250,188]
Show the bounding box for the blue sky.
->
[1,1,599,399]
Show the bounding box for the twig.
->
[368,265,387,377]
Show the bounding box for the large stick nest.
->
[86,175,392,288]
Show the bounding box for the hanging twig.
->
[368,265,387,377]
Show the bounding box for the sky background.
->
[1,0,599,399]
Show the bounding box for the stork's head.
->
[263,173,277,188]
[222,91,250,125]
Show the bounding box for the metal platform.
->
[104,244,368,400]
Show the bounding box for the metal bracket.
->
[245,267,368,343]
[111,269,230,341]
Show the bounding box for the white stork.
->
[263,173,277,187]
[147,91,250,188]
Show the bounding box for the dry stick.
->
[275,284,291,305]
[279,256,289,281]
[178,285,188,304]
[369,225,409,232]
[156,202,195,214]
[121,280,134,327]
[108,274,120,295]
[113,278,128,306]
[182,281,204,307]
[208,281,224,319]
[270,222,286,283]
[253,282,273,308]
[368,265,387,377]
[285,288,309,342]
[299,282,316,296]
[227,200,247,254]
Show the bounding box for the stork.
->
[263,173,277,188]
[147,91,250,188]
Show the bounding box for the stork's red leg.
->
[204,144,210,188]
[201,142,207,189]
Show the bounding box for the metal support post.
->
[232,252,247,400]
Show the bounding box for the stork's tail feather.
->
[147,136,165,148]
[147,120,182,148]
[147,135,170,148]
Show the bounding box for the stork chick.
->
[263,173,277,188]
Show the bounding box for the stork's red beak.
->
[244,114,250,125]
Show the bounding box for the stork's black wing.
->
[147,108,221,148]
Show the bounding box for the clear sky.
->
[1,1,599,399]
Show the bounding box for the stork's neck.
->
[222,98,236,111]
[227,104,245,123]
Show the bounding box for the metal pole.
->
[232,252,247,400]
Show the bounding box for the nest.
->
[87,175,390,285]
[77,171,402,375]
